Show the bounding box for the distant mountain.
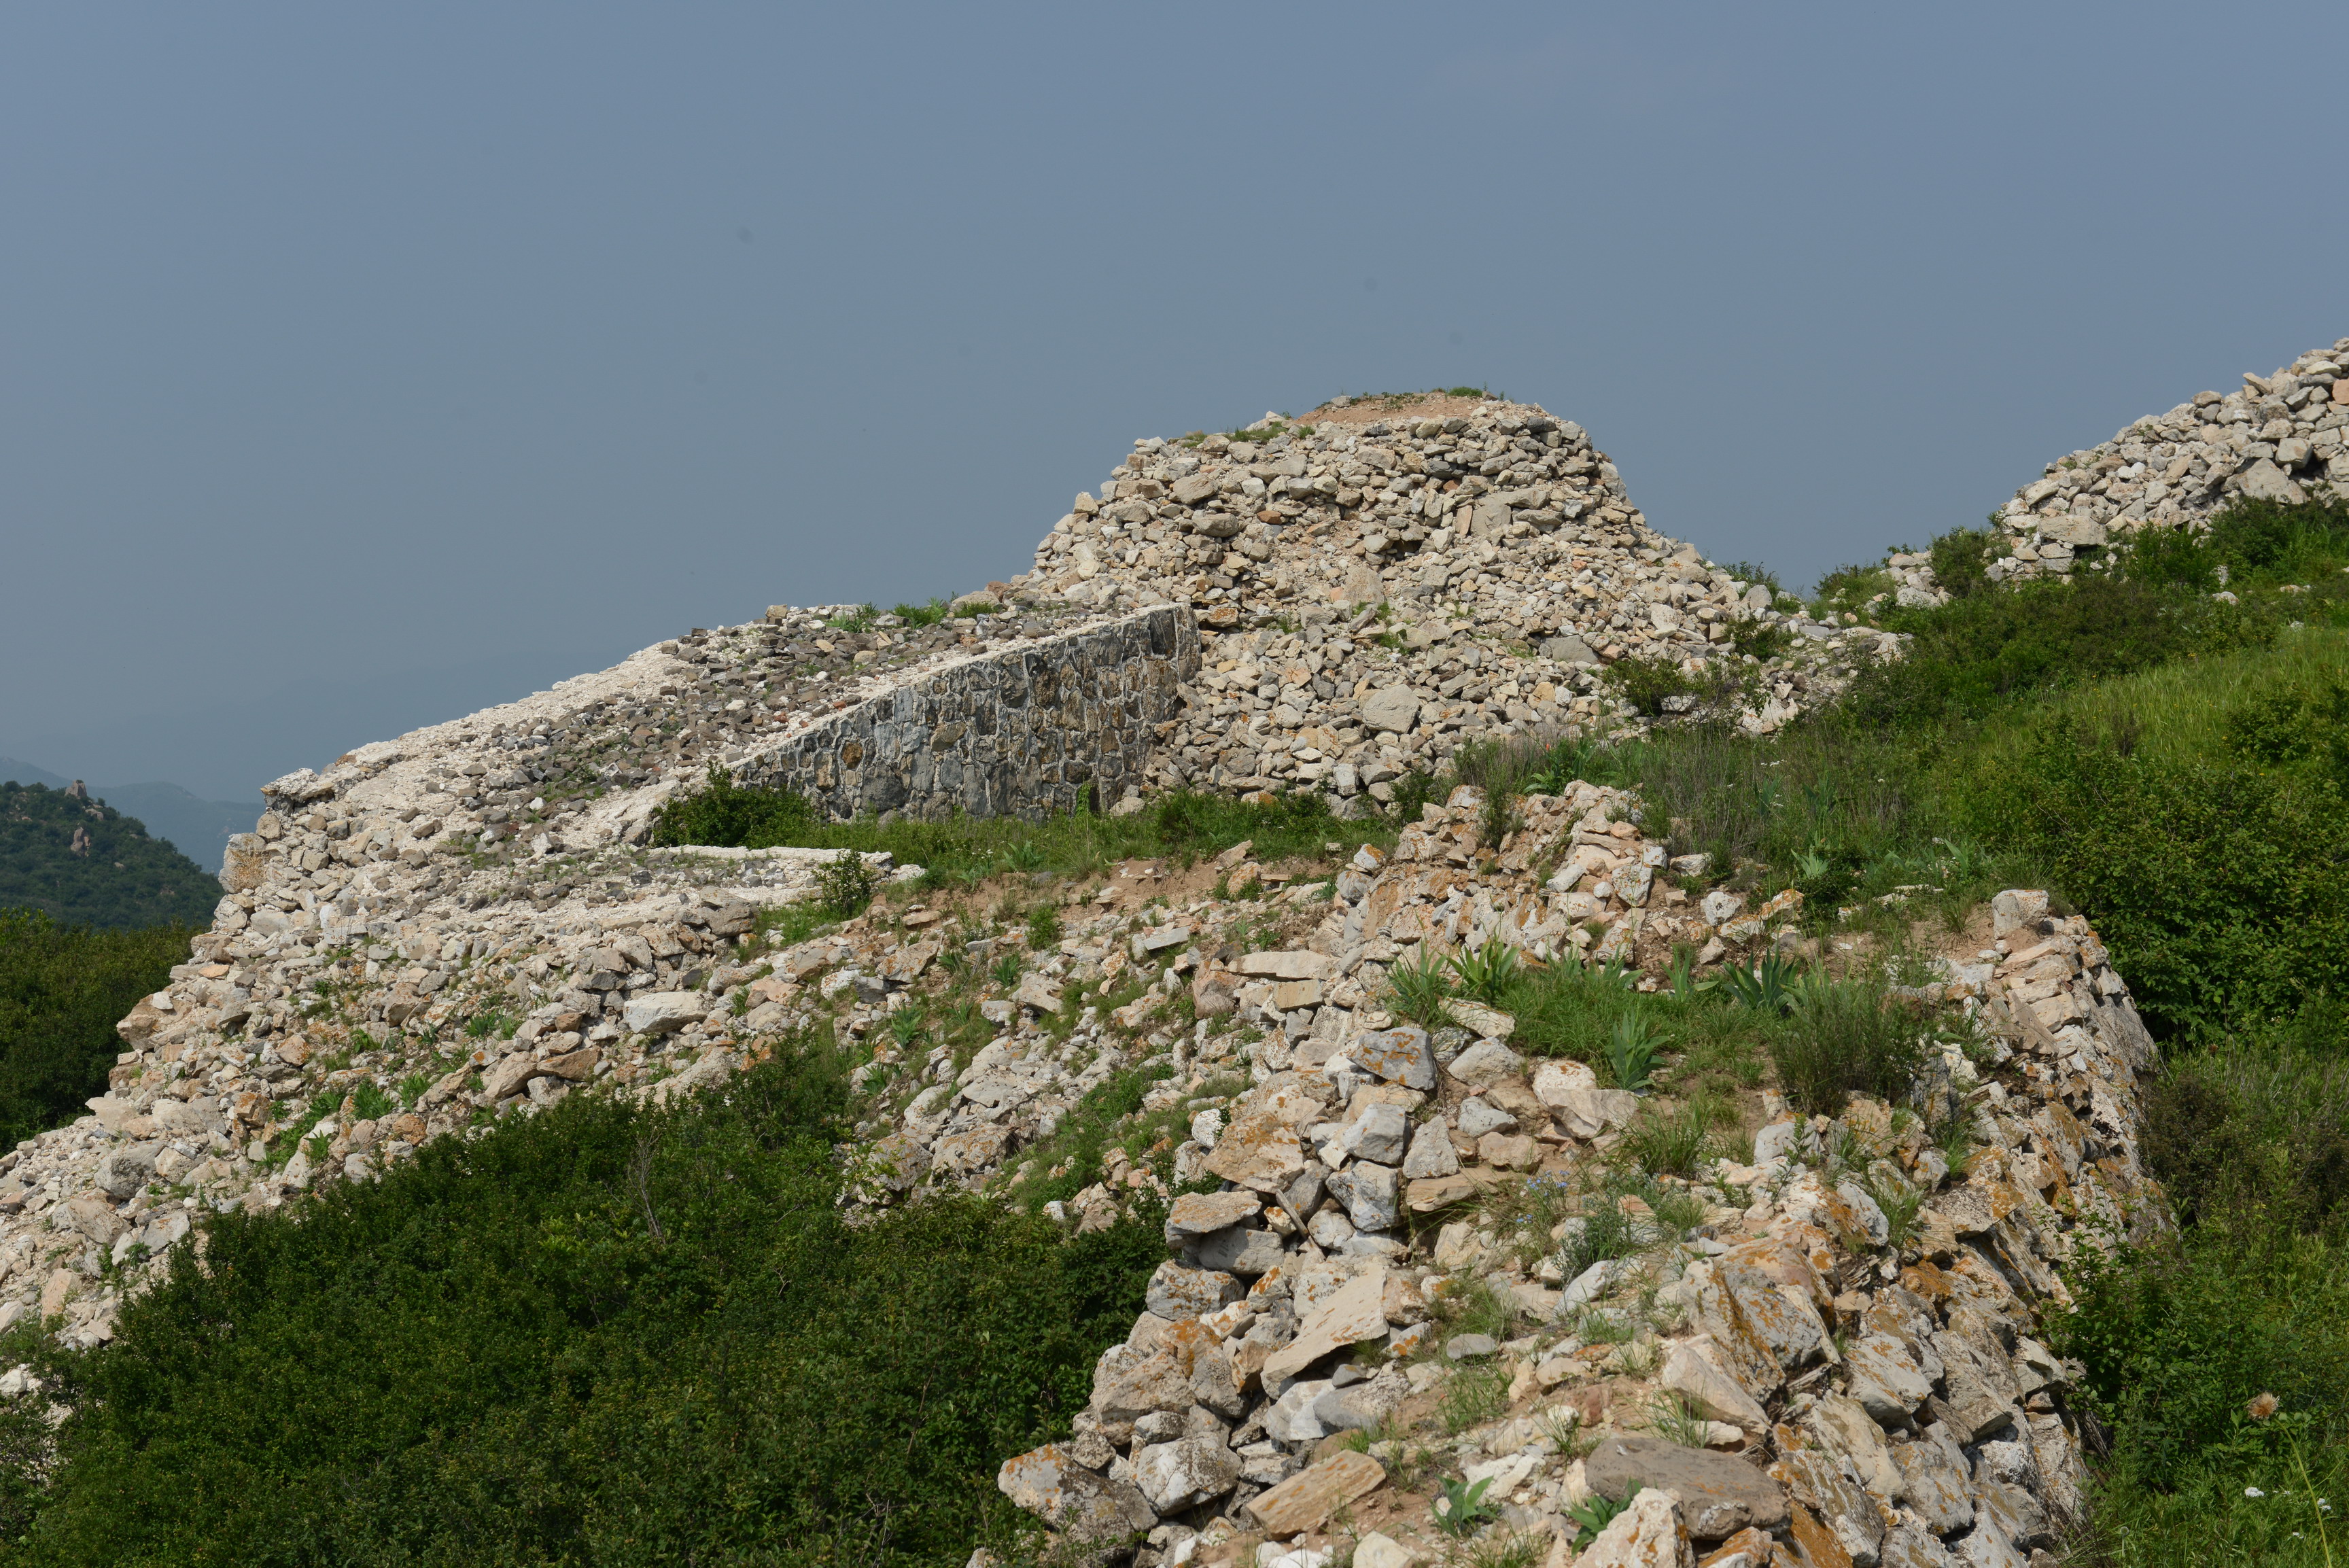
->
[0,758,258,871]
[0,780,221,928]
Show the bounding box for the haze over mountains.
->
[0,759,255,873]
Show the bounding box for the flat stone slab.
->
[1245,1448,1387,1537]
[1262,1266,1389,1386]
[1583,1434,1788,1541]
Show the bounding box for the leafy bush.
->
[1770,977,1927,1115]
[647,764,818,848]
[2142,1033,2349,1235]
[814,848,880,919]
[1984,725,2349,1040]
[3,1038,1166,1565]
[1927,525,2000,600]
[2060,1226,2349,1565]
[1604,656,1703,718]
[1849,573,2251,730]
[0,912,192,1149]
[2127,494,2349,597]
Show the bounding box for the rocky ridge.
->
[0,389,2177,1567]
[1014,396,1907,784]
[986,835,2161,1568]
[1975,334,2348,589]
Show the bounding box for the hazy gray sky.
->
[6,3,2344,799]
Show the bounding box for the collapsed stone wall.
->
[1009,395,1898,810]
[1982,333,2349,585]
[737,605,1198,822]
[990,795,2167,1568]
[0,383,2190,1567]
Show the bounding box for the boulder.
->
[1262,1266,1389,1385]
[621,991,710,1035]
[997,1443,1157,1538]
[1145,1260,1244,1322]
[1361,687,1421,735]
[1573,1486,1696,1567]
[1444,1038,1522,1086]
[1584,1435,1788,1542]
[1660,1338,1768,1430]
[1133,1437,1242,1513]
[1164,1191,1262,1244]
[1245,1449,1385,1537]
[1348,1026,1435,1091]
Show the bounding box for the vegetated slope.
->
[0,387,2342,1561]
[70,784,260,874]
[0,783,220,930]
[0,763,260,874]
[1460,493,2348,1563]
[0,914,192,1153]
[0,1039,1165,1565]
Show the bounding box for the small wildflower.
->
[2246,1392,2281,1421]
[2246,1486,2266,1498]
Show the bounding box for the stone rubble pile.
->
[994,878,2164,1568]
[1018,395,1903,786]
[0,385,2185,1567]
[1977,334,2349,587]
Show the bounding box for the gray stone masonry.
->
[735,605,1200,822]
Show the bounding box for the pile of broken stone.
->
[993,887,2163,1568]
[1018,396,1903,797]
[0,383,2178,1568]
[1945,334,2349,592]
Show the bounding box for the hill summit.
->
[0,780,220,930]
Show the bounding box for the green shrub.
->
[2142,1032,2349,1235]
[3,1038,1165,1565]
[1604,657,1703,718]
[1850,573,2252,729]
[1983,725,2349,1039]
[814,849,880,919]
[648,764,818,848]
[0,912,192,1149]
[1770,977,1928,1116]
[1927,525,2000,601]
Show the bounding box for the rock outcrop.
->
[1981,335,2348,585]
[0,387,2193,1568]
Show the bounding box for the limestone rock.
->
[998,1443,1157,1538]
[1573,1487,1696,1567]
[1245,1449,1385,1538]
[1584,1435,1787,1541]
[1133,1437,1242,1513]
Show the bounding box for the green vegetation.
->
[1425,495,2349,1565]
[652,767,1391,891]
[0,1033,1165,1565]
[0,912,191,1149]
[1432,1475,1499,1536]
[0,782,220,929]
[1768,975,1932,1116]
[1601,655,1705,718]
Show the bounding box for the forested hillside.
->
[0,783,220,929]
